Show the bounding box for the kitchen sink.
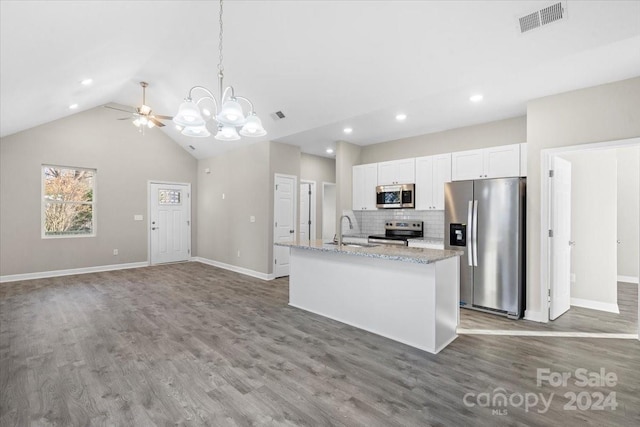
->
[324,242,379,248]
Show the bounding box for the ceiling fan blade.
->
[154,114,174,120]
[150,117,165,127]
[104,104,137,114]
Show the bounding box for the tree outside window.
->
[42,166,96,237]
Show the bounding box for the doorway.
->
[273,174,297,278]
[148,182,191,265]
[322,182,336,241]
[299,180,316,242]
[542,137,639,334]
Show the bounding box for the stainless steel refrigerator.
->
[444,178,526,319]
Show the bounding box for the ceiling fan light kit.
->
[104,80,173,134]
[174,0,266,141]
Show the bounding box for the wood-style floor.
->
[460,282,638,334]
[1,262,639,426]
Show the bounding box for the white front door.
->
[150,182,191,265]
[299,181,316,243]
[549,157,572,320]
[274,174,296,278]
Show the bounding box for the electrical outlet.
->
[113,249,119,256]
[571,273,576,282]
[222,193,226,200]
[237,250,241,257]
[250,216,256,223]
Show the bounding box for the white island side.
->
[275,241,462,354]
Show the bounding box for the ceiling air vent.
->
[270,111,286,121]
[518,2,566,34]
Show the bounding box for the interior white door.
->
[274,174,296,278]
[150,182,191,265]
[550,157,572,320]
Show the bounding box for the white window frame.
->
[41,164,97,239]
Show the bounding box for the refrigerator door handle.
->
[467,200,473,267]
[472,200,478,267]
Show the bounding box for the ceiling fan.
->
[105,81,173,131]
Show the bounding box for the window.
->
[42,165,96,237]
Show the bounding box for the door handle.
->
[472,200,478,267]
[467,200,473,267]
[152,227,159,230]
[289,230,294,234]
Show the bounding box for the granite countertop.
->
[275,240,462,264]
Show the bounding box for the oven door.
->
[376,185,402,208]
[368,237,408,246]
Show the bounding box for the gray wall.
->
[197,142,270,274]
[300,153,336,238]
[360,116,526,164]
[617,146,640,280]
[526,76,640,318]
[0,106,197,276]
[197,140,301,276]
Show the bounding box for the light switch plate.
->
[250,216,256,223]
[134,215,143,221]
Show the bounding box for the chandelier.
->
[173,0,266,140]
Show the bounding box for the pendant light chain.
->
[218,0,224,74]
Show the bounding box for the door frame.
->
[147,180,192,265]
[300,180,317,241]
[273,173,297,277]
[541,137,639,330]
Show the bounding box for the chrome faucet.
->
[337,215,353,246]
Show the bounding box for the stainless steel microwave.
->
[376,184,415,209]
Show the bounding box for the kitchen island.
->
[275,240,463,354]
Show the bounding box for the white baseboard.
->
[192,257,274,281]
[571,298,620,314]
[617,275,639,284]
[0,262,148,283]
[524,309,548,323]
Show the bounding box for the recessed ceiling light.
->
[396,113,407,121]
[326,148,334,154]
[69,103,78,110]
[470,94,483,103]
[343,127,353,134]
[80,78,93,86]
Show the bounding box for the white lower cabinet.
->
[352,163,378,210]
[415,153,452,210]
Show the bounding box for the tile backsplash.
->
[353,209,444,239]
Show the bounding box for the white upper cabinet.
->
[377,158,415,185]
[352,163,378,210]
[415,153,452,210]
[451,144,521,181]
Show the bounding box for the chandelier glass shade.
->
[174,0,266,141]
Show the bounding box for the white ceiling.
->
[1,1,639,159]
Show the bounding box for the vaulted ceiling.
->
[2,1,639,159]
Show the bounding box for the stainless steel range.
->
[368,220,423,246]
